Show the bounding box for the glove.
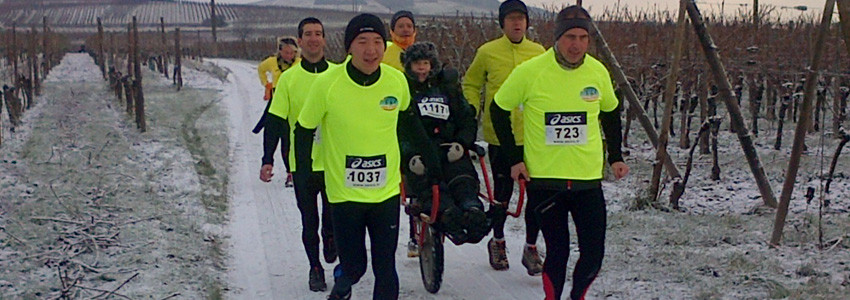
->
[409,155,425,176]
[263,82,273,101]
[444,142,464,163]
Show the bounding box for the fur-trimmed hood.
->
[401,41,441,80]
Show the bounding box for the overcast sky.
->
[531,0,825,11]
[203,0,831,17]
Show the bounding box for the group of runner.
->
[255,1,629,299]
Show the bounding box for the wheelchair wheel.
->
[418,222,444,294]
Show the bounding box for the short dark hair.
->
[298,17,324,38]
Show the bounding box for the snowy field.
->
[0,54,230,298]
[1,54,849,299]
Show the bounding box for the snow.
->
[216,59,548,299]
[1,54,848,299]
[214,58,850,299]
[0,54,228,298]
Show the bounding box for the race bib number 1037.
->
[345,155,388,188]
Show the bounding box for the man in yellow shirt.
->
[462,0,545,274]
[295,14,439,300]
[257,36,299,100]
[491,6,629,300]
[254,36,300,186]
[259,17,336,292]
[382,10,416,71]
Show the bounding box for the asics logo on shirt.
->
[419,96,446,104]
[349,157,386,169]
[547,112,587,125]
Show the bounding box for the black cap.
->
[554,5,592,41]
[499,0,528,28]
[391,10,415,31]
[344,14,388,52]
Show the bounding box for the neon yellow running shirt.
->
[495,49,618,180]
[268,60,337,172]
[298,64,410,203]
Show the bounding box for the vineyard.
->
[0,0,362,32]
[2,1,850,298]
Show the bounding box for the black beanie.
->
[391,10,415,31]
[344,14,388,52]
[499,0,529,28]
[554,6,592,41]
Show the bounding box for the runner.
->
[255,36,300,187]
[462,0,546,275]
[382,10,416,71]
[259,17,337,292]
[294,14,440,300]
[490,6,629,300]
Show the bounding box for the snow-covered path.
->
[217,59,545,299]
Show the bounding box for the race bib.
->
[417,97,450,120]
[345,155,388,188]
[544,112,587,145]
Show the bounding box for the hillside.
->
[253,0,501,15]
[0,0,501,32]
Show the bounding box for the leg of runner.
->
[329,202,368,298]
[487,144,511,240]
[294,171,326,291]
[568,188,606,300]
[316,172,336,263]
[293,172,322,268]
[533,189,570,300]
[486,144,511,270]
[366,196,400,300]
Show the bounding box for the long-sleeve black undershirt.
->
[261,57,330,166]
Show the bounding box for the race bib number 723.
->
[545,112,588,145]
[345,155,388,188]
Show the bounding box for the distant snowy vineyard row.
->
[0,1,360,29]
[1,1,239,27]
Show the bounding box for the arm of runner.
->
[600,102,623,165]
[293,122,315,176]
[262,113,289,166]
[491,68,527,178]
[490,102,524,179]
[257,60,269,86]
[462,53,486,116]
[600,75,623,165]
